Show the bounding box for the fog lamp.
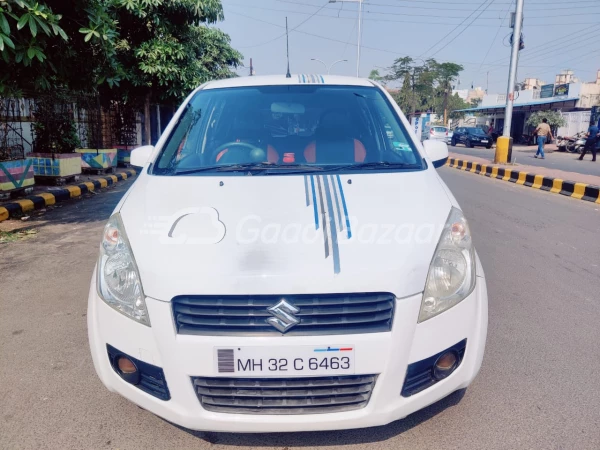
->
[117,356,140,384]
[432,351,458,381]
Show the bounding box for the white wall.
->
[558,111,591,137]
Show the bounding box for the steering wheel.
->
[212,142,266,164]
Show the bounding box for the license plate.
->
[482,140,488,143]
[214,346,355,376]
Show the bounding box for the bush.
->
[32,95,81,154]
[526,111,567,129]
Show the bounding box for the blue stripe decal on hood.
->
[320,75,325,83]
[336,175,352,239]
[323,176,340,274]
[330,174,343,232]
[304,175,310,207]
[316,176,330,259]
[310,175,319,229]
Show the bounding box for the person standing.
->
[534,118,553,159]
[578,119,599,162]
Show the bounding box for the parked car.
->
[426,126,449,142]
[88,74,488,433]
[451,127,492,149]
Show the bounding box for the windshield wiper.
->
[173,162,323,175]
[319,162,422,172]
[216,162,323,173]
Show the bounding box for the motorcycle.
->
[567,132,587,153]
[573,136,587,154]
[558,132,587,153]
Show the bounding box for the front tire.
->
[467,139,474,148]
[486,144,492,149]
[451,137,457,146]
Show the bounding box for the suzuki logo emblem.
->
[266,299,300,333]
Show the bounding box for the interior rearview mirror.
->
[423,140,449,169]
[130,145,155,168]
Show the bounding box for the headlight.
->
[97,213,150,326]
[419,207,476,322]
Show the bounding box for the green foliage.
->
[110,0,242,104]
[0,0,67,67]
[368,69,383,83]
[526,110,567,128]
[31,94,81,153]
[384,57,464,117]
[1,0,242,105]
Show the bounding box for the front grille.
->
[191,375,377,415]
[172,292,395,336]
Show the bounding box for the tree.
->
[391,73,414,116]
[0,0,69,93]
[526,110,566,133]
[105,0,243,142]
[384,57,464,123]
[0,0,242,114]
[368,69,384,84]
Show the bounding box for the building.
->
[555,70,578,85]
[454,70,600,138]
[522,78,545,90]
[453,87,485,104]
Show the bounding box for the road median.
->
[445,155,600,204]
[0,169,137,222]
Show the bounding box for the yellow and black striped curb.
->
[0,170,137,222]
[446,158,600,204]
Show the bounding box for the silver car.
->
[427,126,448,142]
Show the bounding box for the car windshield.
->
[433,127,447,132]
[152,85,424,175]
[467,128,488,136]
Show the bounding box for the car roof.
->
[203,74,376,90]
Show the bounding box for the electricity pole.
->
[496,0,524,163]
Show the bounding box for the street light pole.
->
[311,58,328,73]
[311,58,348,74]
[496,0,524,163]
[356,0,363,77]
[329,0,363,77]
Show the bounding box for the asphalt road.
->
[1,170,599,450]
[449,144,600,177]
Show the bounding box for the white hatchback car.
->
[427,126,449,142]
[88,74,488,433]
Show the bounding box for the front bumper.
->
[88,273,488,433]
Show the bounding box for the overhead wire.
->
[481,23,600,68]
[477,0,514,73]
[417,0,494,58]
[226,1,600,27]
[428,0,498,58]
[375,0,599,4]
[483,25,600,73]
[364,1,593,11]
[236,1,330,49]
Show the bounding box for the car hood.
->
[120,170,452,300]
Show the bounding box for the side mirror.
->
[423,140,449,169]
[130,145,154,168]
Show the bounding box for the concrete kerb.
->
[446,158,600,204]
[0,169,137,222]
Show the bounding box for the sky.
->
[216,0,600,94]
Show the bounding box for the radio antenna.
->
[285,17,291,78]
